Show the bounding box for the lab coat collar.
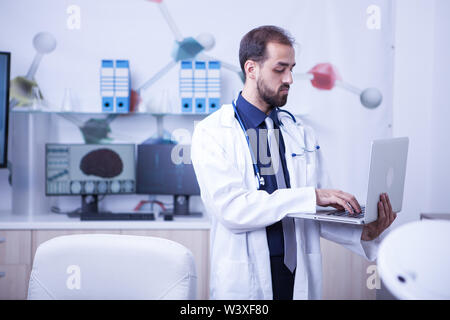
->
[220,104,237,128]
[221,101,281,129]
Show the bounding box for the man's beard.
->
[257,78,289,108]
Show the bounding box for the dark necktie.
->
[265,117,297,273]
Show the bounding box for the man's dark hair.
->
[239,25,295,80]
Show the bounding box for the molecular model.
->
[139,0,383,109]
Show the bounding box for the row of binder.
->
[179,60,221,114]
[100,60,130,113]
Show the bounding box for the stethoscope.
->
[232,100,320,189]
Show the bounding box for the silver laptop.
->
[288,137,409,225]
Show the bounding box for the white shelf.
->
[11,107,209,117]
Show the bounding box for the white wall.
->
[392,0,450,228]
[428,0,450,213]
[377,0,450,299]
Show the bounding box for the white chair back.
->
[27,234,197,299]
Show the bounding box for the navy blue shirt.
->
[234,93,291,257]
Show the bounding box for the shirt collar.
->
[236,93,280,129]
[268,107,281,127]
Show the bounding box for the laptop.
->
[287,137,409,225]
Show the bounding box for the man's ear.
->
[244,60,257,80]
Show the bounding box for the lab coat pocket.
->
[306,163,317,187]
[289,156,307,187]
[214,260,255,299]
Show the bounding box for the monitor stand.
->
[79,195,155,221]
[81,195,99,215]
[162,195,202,218]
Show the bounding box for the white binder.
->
[193,61,206,113]
[179,60,194,113]
[114,60,130,113]
[207,61,221,113]
[100,60,114,112]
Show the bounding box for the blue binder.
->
[180,61,193,113]
[194,61,206,113]
[100,60,114,112]
[115,60,130,113]
[207,61,221,113]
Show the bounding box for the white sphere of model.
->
[360,87,383,109]
[196,33,215,51]
[33,32,57,54]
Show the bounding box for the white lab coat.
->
[191,104,379,300]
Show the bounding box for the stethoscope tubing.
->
[232,100,318,189]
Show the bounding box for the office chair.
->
[377,220,450,299]
[27,234,197,299]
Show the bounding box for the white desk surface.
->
[0,210,211,230]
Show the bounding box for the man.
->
[191,26,396,300]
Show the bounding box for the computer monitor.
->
[0,52,10,168]
[46,143,136,216]
[136,143,201,216]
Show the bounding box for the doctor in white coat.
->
[191,26,396,300]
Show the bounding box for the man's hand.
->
[315,189,362,214]
[361,193,397,241]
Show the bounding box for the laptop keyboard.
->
[330,206,365,219]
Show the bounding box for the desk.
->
[420,213,450,221]
[0,210,211,300]
[0,210,377,300]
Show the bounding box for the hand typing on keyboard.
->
[331,206,365,218]
[315,189,362,214]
